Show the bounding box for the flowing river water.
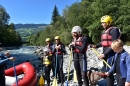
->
[1,46,40,69]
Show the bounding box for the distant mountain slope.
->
[14,24,49,41]
[14,23,48,29]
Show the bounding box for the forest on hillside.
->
[0,5,22,46]
[15,24,48,42]
[28,0,130,46]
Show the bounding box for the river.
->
[1,46,41,71]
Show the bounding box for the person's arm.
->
[74,37,88,52]
[0,54,15,65]
[52,45,56,54]
[61,44,66,54]
[103,28,120,56]
[0,58,9,65]
[126,56,130,83]
[96,42,102,48]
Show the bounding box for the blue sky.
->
[0,0,81,24]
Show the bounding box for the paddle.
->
[38,57,45,86]
[66,48,73,86]
[52,50,58,86]
[13,61,19,86]
[91,48,111,68]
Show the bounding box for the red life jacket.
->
[101,26,121,47]
[73,36,87,53]
[47,44,53,56]
[55,43,63,55]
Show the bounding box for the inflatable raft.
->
[5,62,37,86]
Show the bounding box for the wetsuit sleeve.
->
[103,28,120,56]
[52,45,56,54]
[0,54,9,65]
[96,42,102,48]
[108,54,116,74]
[74,37,88,52]
[126,56,130,82]
[61,44,66,54]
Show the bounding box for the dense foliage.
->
[0,5,22,46]
[28,0,130,46]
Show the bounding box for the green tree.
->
[51,5,60,24]
[0,5,10,27]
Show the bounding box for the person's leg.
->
[79,58,89,86]
[56,55,64,85]
[116,73,125,86]
[51,56,55,76]
[74,59,82,86]
[118,78,126,86]
[0,73,5,86]
[58,55,64,84]
[106,74,114,86]
[45,66,51,85]
[116,74,120,85]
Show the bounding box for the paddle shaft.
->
[92,48,111,68]
[13,61,19,86]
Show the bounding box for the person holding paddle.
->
[105,39,130,86]
[91,15,121,86]
[0,52,15,86]
[45,38,55,77]
[69,26,89,86]
[42,48,53,86]
[52,36,66,86]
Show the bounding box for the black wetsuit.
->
[46,42,55,76]
[43,56,52,86]
[96,26,120,86]
[71,36,89,86]
[52,42,66,84]
[0,54,9,86]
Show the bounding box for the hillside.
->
[15,24,48,29]
[15,24,49,41]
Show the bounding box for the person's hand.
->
[125,82,130,86]
[98,54,105,59]
[55,45,61,50]
[105,72,110,76]
[89,44,96,48]
[69,42,76,47]
[71,42,76,46]
[8,57,15,61]
[5,52,10,57]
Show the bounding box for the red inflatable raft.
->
[5,62,37,86]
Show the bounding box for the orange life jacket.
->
[73,36,87,53]
[101,26,121,47]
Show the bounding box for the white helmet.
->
[71,26,82,34]
[43,48,48,52]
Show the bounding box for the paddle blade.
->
[52,77,58,86]
[73,69,78,82]
[66,81,68,86]
[38,75,44,86]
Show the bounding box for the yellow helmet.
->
[100,15,112,25]
[45,38,51,42]
[55,36,60,40]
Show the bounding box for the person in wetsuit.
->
[69,26,89,86]
[105,39,130,86]
[92,15,121,86]
[42,48,52,86]
[45,38,55,77]
[0,52,15,86]
[52,36,66,86]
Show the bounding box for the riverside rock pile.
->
[34,45,130,86]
